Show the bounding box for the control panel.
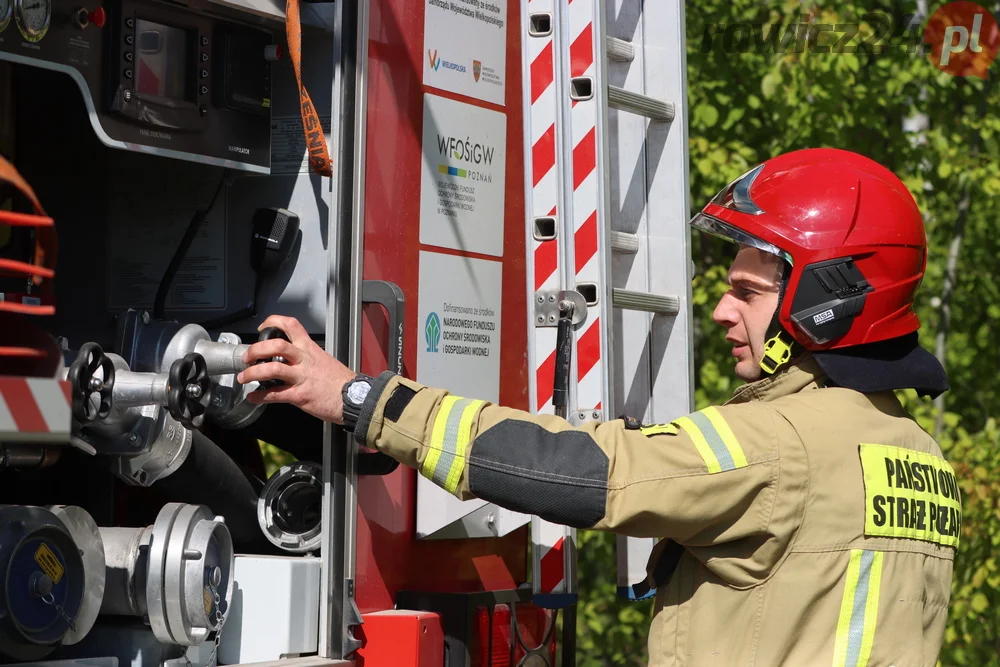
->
[0,0,275,172]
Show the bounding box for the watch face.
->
[347,380,372,405]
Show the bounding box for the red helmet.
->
[691,147,927,352]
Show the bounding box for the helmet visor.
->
[690,212,794,267]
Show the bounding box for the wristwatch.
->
[341,373,376,433]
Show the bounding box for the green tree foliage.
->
[571,1,1000,664]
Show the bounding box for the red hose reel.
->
[0,155,61,377]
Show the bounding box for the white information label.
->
[416,250,502,403]
[423,0,507,105]
[270,115,333,175]
[419,93,506,257]
[107,165,227,311]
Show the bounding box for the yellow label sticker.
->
[860,443,962,548]
[640,423,678,437]
[34,543,65,584]
[204,587,213,616]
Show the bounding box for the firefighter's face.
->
[713,247,783,382]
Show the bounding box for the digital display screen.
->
[135,19,192,102]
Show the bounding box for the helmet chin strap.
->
[759,260,802,376]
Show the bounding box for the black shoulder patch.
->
[468,420,608,529]
[620,415,642,430]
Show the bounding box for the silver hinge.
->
[570,410,604,426]
[534,290,588,327]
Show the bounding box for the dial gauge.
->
[15,0,50,42]
[0,0,12,34]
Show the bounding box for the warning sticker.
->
[270,115,333,175]
[860,443,962,548]
[34,543,65,584]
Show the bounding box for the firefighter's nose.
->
[713,292,740,329]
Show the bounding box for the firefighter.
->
[239,147,956,666]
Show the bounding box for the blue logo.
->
[425,312,441,353]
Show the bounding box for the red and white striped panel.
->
[526,0,560,415]
[523,0,575,604]
[532,517,574,598]
[0,377,72,443]
[567,1,606,415]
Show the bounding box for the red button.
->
[88,7,106,28]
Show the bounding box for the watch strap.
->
[352,370,397,444]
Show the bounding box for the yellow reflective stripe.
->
[833,549,884,667]
[702,406,748,469]
[674,416,722,474]
[443,399,484,493]
[420,395,460,482]
[639,423,678,437]
[832,551,862,667]
[857,552,884,666]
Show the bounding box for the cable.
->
[198,271,263,331]
[153,172,229,320]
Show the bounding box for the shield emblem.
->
[473,60,481,82]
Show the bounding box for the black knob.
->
[125,17,133,28]
[201,35,209,46]
[124,52,133,62]
[256,327,290,389]
[200,85,208,95]
[124,69,132,79]
[200,68,208,79]
[125,35,133,45]
[167,353,213,429]
[67,343,116,422]
[201,52,208,62]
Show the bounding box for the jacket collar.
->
[725,354,827,405]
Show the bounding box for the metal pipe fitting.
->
[98,503,235,646]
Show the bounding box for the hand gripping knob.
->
[167,353,213,429]
[256,327,290,390]
[67,342,116,422]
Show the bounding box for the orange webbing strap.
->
[285,0,332,178]
[0,154,57,315]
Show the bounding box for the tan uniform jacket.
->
[354,356,959,666]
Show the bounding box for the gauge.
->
[14,0,50,42]
[0,0,11,34]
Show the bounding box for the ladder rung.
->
[608,86,675,122]
[606,37,634,63]
[610,231,639,254]
[612,289,679,314]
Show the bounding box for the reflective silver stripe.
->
[687,410,735,471]
[431,397,476,488]
[844,550,875,666]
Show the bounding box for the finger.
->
[258,315,312,347]
[237,361,301,386]
[243,338,303,365]
[246,385,299,405]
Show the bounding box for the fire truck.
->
[0,0,691,663]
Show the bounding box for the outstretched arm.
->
[239,315,793,546]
